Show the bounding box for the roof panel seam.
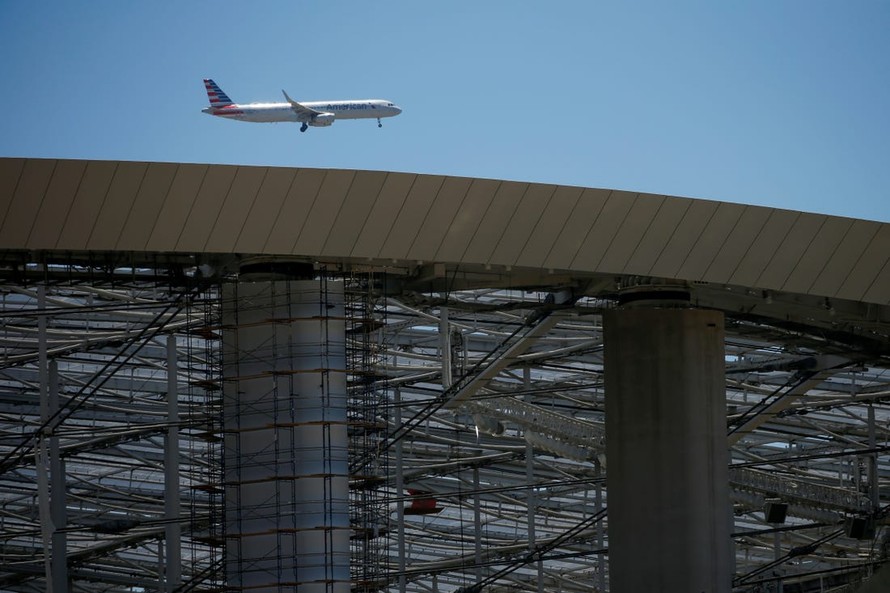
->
[752,211,803,289]
[456,180,504,264]
[260,169,300,253]
[232,167,270,252]
[287,170,332,254]
[539,187,585,269]
[779,217,828,293]
[667,201,721,279]
[84,162,121,249]
[23,160,57,249]
[376,174,420,259]
[567,190,615,271]
[430,179,478,262]
[171,165,210,251]
[511,185,558,267]
[486,183,531,266]
[622,195,667,273]
[723,206,771,284]
[134,164,178,253]
[804,220,855,297]
[644,199,692,277]
[113,164,150,251]
[403,177,448,260]
[53,162,88,250]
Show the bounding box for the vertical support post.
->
[165,335,182,591]
[36,286,54,593]
[394,388,407,593]
[604,307,730,593]
[595,457,605,592]
[473,467,482,582]
[440,307,452,389]
[49,361,68,593]
[523,366,543,593]
[867,404,879,513]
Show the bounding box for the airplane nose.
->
[393,105,402,115]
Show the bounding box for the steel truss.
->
[0,265,888,592]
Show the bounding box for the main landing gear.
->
[300,122,308,133]
[377,118,382,128]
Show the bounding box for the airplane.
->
[201,79,402,132]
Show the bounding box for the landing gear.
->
[377,118,382,128]
[300,122,308,133]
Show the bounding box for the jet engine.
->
[309,113,335,127]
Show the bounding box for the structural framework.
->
[0,158,889,592]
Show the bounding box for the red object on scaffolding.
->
[404,489,442,515]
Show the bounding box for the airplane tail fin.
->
[204,79,234,107]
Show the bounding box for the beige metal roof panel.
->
[701,205,773,285]
[836,224,890,302]
[622,197,691,276]
[648,200,720,279]
[435,178,501,262]
[407,176,473,262]
[379,174,444,260]
[862,256,890,305]
[514,186,583,269]
[322,170,388,256]
[542,188,609,270]
[568,190,634,271]
[461,181,529,265]
[264,168,326,254]
[780,216,853,295]
[58,161,118,250]
[808,220,881,298]
[205,166,268,253]
[28,160,88,250]
[145,164,208,252]
[292,170,355,255]
[233,167,298,254]
[574,191,655,273]
[488,183,555,267]
[677,202,747,281]
[351,173,416,258]
[116,162,178,252]
[176,165,237,252]
[755,213,825,289]
[725,209,799,288]
[88,161,148,250]
[0,159,25,232]
[1,159,55,249]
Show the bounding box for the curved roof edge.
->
[1,158,888,306]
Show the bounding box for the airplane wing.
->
[282,90,323,122]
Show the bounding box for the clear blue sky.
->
[2,2,888,221]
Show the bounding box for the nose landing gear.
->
[377,118,382,128]
[300,122,308,133]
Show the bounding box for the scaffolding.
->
[346,272,390,592]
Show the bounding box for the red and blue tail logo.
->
[204,79,234,107]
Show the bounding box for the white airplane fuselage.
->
[202,100,401,123]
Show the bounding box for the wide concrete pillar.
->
[604,307,730,593]
[222,279,349,593]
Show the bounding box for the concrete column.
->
[604,307,730,593]
[223,279,349,593]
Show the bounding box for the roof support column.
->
[222,277,349,593]
[604,307,730,593]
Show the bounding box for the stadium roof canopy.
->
[1,158,889,592]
